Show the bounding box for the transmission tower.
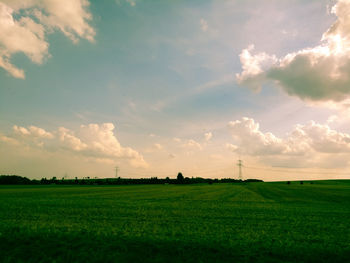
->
[237,160,243,180]
[115,166,119,178]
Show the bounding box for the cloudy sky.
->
[1,0,350,181]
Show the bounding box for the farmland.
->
[0,181,349,262]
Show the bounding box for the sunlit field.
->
[1,181,349,262]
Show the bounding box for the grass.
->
[0,181,349,262]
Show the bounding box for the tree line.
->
[0,174,263,185]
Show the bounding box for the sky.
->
[1,0,350,181]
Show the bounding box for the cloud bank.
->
[0,0,95,78]
[1,123,147,168]
[228,117,350,168]
[237,0,350,102]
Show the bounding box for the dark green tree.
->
[177,172,184,182]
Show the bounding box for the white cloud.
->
[0,0,95,78]
[116,0,136,7]
[204,132,212,141]
[183,139,202,150]
[173,137,203,150]
[327,114,339,124]
[296,121,350,153]
[0,134,18,145]
[154,143,163,150]
[145,143,163,152]
[173,137,181,143]
[228,117,287,156]
[237,0,350,102]
[236,44,277,90]
[14,125,54,139]
[0,3,48,78]
[227,117,350,168]
[226,143,238,152]
[57,127,87,151]
[2,123,147,167]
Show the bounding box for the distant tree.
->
[0,175,31,185]
[177,172,184,182]
[150,177,158,184]
[300,181,303,185]
[41,178,45,184]
[287,181,291,185]
[245,179,263,183]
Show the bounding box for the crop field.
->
[0,181,349,262]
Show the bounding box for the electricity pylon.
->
[115,166,119,178]
[237,160,243,180]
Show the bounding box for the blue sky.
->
[2,0,350,181]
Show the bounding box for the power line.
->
[124,165,232,177]
[245,166,350,175]
[109,162,350,178]
[115,166,119,178]
[119,167,232,178]
[237,159,243,180]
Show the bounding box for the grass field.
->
[0,181,349,262]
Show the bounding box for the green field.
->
[0,181,349,262]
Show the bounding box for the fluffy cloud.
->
[295,121,350,153]
[237,0,350,102]
[1,123,147,167]
[173,137,203,151]
[228,118,288,156]
[228,117,350,167]
[144,143,163,153]
[236,44,277,90]
[183,139,202,150]
[0,0,94,78]
[154,143,163,150]
[228,117,350,155]
[14,125,54,139]
[225,143,238,152]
